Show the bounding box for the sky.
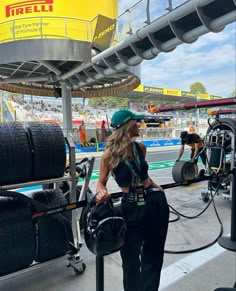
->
[118,0,236,97]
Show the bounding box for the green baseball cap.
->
[110,109,144,129]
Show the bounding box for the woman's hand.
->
[148,178,164,192]
[96,189,110,204]
[157,185,164,192]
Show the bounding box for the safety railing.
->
[0,16,94,43]
[0,1,189,44]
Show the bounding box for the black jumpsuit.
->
[113,142,169,291]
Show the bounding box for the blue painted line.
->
[15,185,42,193]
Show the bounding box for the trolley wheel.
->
[201,191,210,203]
[73,262,86,275]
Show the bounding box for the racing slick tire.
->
[172,160,195,183]
[0,195,35,275]
[26,122,66,180]
[0,122,31,185]
[30,189,73,262]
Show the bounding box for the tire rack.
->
[0,135,92,280]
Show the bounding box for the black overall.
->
[114,142,169,291]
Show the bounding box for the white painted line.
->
[160,242,227,290]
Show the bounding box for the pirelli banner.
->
[0,0,118,43]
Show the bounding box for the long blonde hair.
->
[106,120,136,172]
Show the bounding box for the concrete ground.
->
[0,148,235,291]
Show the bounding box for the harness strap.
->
[124,142,142,182]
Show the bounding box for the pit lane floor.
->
[0,166,235,291]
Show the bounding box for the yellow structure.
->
[0,0,118,43]
[134,85,224,100]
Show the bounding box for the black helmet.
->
[84,199,127,256]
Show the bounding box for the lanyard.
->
[124,142,142,183]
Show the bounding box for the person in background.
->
[139,119,147,129]
[96,109,169,291]
[79,120,86,143]
[139,119,147,139]
[100,120,106,142]
[188,122,196,133]
[176,131,207,177]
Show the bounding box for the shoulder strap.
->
[124,142,143,181]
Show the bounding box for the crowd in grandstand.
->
[3,94,226,143]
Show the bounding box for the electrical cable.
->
[165,120,235,254]
[168,210,180,223]
[165,182,224,254]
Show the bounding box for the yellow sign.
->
[182,91,197,97]
[163,88,181,96]
[0,0,118,43]
[93,15,116,51]
[210,95,223,99]
[198,93,210,100]
[134,85,144,92]
[144,86,163,93]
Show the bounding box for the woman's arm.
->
[177,144,185,161]
[192,143,199,160]
[96,149,111,203]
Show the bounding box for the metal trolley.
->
[0,135,95,280]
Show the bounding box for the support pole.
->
[62,83,73,138]
[96,256,104,291]
[218,168,236,251]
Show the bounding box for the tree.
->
[88,96,129,108]
[190,82,207,94]
[230,89,236,97]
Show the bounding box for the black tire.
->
[172,160,195,183]
[0,196,35,275]
[26,122,66,180]
[207,118,236,152]
[207,118,236,188]
[207,118,236,135]
[0,122,31,185]
[30,189,73,262]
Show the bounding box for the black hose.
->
[165,183,224,254]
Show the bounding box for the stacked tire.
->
[0,122,68,275]
[0,122,66,185]
[30,189,73,262]
[0,192,35,275]
[0,122,31,185]
[26,122,66,180]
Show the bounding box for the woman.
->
[96,109,169,291]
